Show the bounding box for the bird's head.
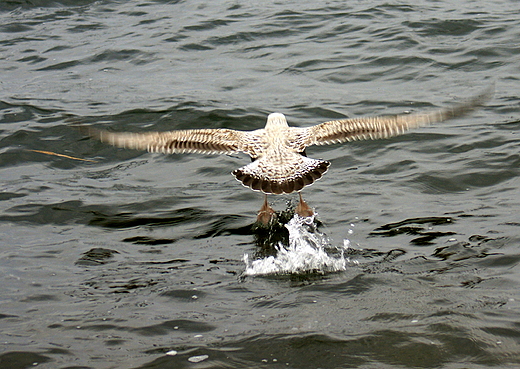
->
[265,113,289,129]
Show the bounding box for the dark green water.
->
[1,1,520,368]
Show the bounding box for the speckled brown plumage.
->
[80,87,492,195]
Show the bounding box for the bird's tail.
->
[232,155,330,194]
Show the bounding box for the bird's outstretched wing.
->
[78,126,262,156]
[305,86,494,146]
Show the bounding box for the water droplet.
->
[244,214,350,276]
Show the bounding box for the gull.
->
[80,87,492,224]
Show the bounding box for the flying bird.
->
[80,87,492,224]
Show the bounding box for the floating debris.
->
[188,354,209,363]
[28,149,97,162]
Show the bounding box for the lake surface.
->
[1,0,520,368]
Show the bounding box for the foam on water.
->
[243,214,353,276]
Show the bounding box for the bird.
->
[79,86,492,225]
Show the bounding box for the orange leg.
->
[257,194,276,225]
[295,192,314,218]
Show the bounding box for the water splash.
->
[243,214,353,276]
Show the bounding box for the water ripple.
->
[1,1,519,368]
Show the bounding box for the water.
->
[1,0,520,368]
[244,214,354,276]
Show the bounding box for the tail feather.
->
[232,155,330,194]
